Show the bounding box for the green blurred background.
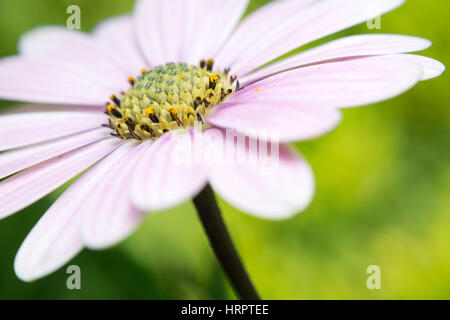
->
[0,0,448,299]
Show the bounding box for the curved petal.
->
[134,0,249,66]
[0,104,104,115]
[242,34,432,84]
[133,0,166,66]
[0,138,120,220]
[229,55,423,109]
[206,132,315,219]
[0,128,111,180]
[130,130,208,212]
[207,101,342,142]
[214,0,316,69]
[389,54,445,80]
[19,26,130,76]
[0,56,124,105]
[0,111,108,151]
[93,14,149,75]
[14,141,132,282]
[222,0,405,76]
[184,0,250,65]
[82,141,148,250]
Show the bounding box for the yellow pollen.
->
[179,73,185,79]
[144,106,155,115]
[168,107,178,116]
[128,76,135,83]
[107,104,115,113]
[141,68,148,74]
[255,88,260,92]
[206,59,214,68]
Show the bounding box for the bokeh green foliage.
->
[0,0,448,299]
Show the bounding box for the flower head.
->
[107,62,235,139]
[0,0,444,282]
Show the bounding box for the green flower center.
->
[105,60,236,140]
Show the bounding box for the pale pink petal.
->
[0,111,108,151]
[207,101,341,142]
[133,0,166,66]
[184,0,249,65]
[0,138,120,220]
[134,0,248,66]
[0,128,111,179]
[206,132,315,219]
[242,34,431,84]
[14,141,132,282]
[214,0,316,69]
[0,56,124,105]
[223,0,405,76]
[389,54,445,80]
[93,15,149,74]
[229,55,423,109]
[0,104,104,115]
[19,26,131,80]
[134,0,179,65]
[130,131,208,212]
[82,141,148,249]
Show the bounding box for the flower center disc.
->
[106,62,234,140]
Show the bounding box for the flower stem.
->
[193,183,260,300]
